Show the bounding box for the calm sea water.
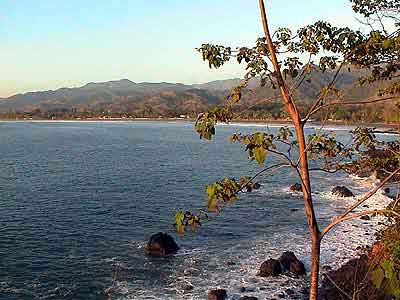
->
[0,121,390,300]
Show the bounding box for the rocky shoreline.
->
[318,192,399,300]
[140,176,396,300]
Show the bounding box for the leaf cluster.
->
[174,211,201,234]
[230,132,276,165]
[205,178,241,212]
[194,107,233,140]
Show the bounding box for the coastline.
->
[160,175,395,300]
[216,176,395,300]
[1,121,397,300]
[319,197,399,300]
[0,117,398,130]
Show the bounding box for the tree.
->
[175,1,400,299]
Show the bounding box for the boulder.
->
[331,186,354,197]
[144,232,180,256]
[239,297,259,300]
[279,251,306,276]
[360,215,371,221]
[289,183,302,192]
[258,259,282,277]
[208,289,227,300]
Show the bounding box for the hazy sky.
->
[0,0,360,97]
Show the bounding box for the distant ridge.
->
[0,69,385,117]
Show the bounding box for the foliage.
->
[370,208,400,298]
[174,211,201,234]
[230,132,275,165]
[175,1,400,299]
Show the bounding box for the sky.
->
[0,0,360,97]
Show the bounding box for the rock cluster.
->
[144,232,180,256]
[331,186,354,197]
[289,183,302,192]
[208,289,227,300]
[258,251,306,277]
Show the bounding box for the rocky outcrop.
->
[144,232,180,256]
[289,183,302,192]
[346,147,400,182]
[258,252,306,278]
[332,186,354,197]
[258,259,282,277]
[319,254,385,300]
[279,251,306,275]
[208,289,227,300]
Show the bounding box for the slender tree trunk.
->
[310,235,321,300]
[294,120,321,300]
[258,1,321,299]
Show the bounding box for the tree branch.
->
[320,209,400,238]
[305,95,399,119]
[320,167,400,238]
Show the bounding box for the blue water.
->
[0,121,383,300]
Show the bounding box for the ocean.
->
[0,121,392,300]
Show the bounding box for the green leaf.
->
[174,211,185,234]
[253,146,266,165]
[371,267,385,288]
[206,184,218,212]
[381,261,394,279]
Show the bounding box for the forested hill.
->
[0,69,398,123]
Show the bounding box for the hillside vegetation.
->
[1,68,398,122]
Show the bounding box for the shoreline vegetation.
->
[0,117,399,130]
[319,198,400,300]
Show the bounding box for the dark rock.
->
[331,186,354,197]
[384,187,390,194]
[208,289,227,300]
[258,259,282,277]
[239,297,259,300]
[144,232,180,256]
[285,288,295,296]
[378,222,385,226]
[321,265,332,272]
[279,251,306,275]
[363,204,369,208]
[277,293,285,298]
[319,254,387,300]
[290,208,299,212]
[289,260,306,275]
[289,183,302,192]
[182,282,194,291]
[349,148,400,182]
[360,215,371,221]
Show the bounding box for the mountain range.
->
[0,68,384,118]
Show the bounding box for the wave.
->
[107,175,392,300]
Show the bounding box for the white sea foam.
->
[113,176,393,300]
